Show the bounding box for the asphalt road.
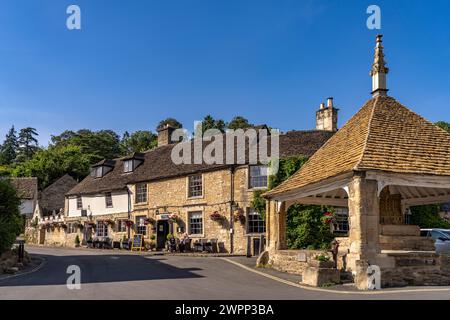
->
[1,246,450,300]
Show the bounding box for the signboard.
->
[131,234,144,251]
[159,214,169,220]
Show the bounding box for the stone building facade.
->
[50,108,337,254]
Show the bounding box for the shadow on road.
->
[0,253,203,287]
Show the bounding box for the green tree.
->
[11,145,90,189]
[0,126,18,165]
[436,121,450,133]
[227,116,252,130]
[0,180,23,254]
[51,129,121,164]
[410,204,450,229]
[287,204,334,250]
[250,155,333,250]
[16,127,39,162]
[120,130,157,154]
[157,118,182,130]
[201,115,226,134]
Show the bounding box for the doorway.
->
[83,225,93,245]
[39,228,45,245]
[156,220,169,249]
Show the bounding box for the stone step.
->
[379,235,435,251]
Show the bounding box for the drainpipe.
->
[127,187,131,240]
[229,166,235,254]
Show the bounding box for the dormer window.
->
[124,160,133,173]
[122,152,145,173]
[90,159,115,178]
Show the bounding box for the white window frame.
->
[249,165,269,189]
[96,221,108,237]
[135,183,148,204]
[187,174,203,198]
[76,196,83,210]
[188,211,204,236]
[135,215,147,235]
[123,160,133,173]
[105,192,113,208]
[246,208,266,234]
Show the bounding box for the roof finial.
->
[370,34,389,97]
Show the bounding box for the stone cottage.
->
[61,109,339,254]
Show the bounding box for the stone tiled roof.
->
[10,177,38,199]
[265,96,450,198]
[66,130,334,196]
[39,174,78,214]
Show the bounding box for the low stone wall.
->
[381,252,450,287]
[267,249,332,275]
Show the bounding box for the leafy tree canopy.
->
[157,118,182,130]
[410,204,450,229]
[16,127,39,163]
[201,115,226,135]
[11,145,90,189]
[0,180,23,254]
[0,126,18,165]
[436,121,450,133]
[51,129,121,164]
[227,116,252,130]
[120,130,157,154]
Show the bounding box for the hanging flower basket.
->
[234,210,246,224]
[124,220,134,227]
[210,211,225,222]
[323,212,335,224]
[104,219,115,226]
[168,213,180,223]
[144,217,155,225]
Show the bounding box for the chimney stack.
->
[316,97,338,132]
[157,124,176,147]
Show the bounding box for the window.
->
[247,209,265,234]
[76,196,83,210]
[91,166,103,178]
[124,160,133,173]
[135,216,147,235]
[116,220,127,232]
[188,212,203,235]
[96,221,108,237]
[249,165,268,189]
[332,207,349,234]
[105,192,113,208]
[188,175,202,198]
[135,183,147,203]
[67,223,77,234]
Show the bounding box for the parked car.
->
[420,229,450,253]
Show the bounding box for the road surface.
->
[1,246,450,300]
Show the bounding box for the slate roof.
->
[67,130,334,196]
[10,177,38,200]
[265,96,450,198]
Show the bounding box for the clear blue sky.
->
[1,0,449,145]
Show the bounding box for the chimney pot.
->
[320,103,325,110]
[327,97,333,108]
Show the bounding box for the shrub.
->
[286,204,334,250]
[0,180,24,254]
[74,235,80,246]
[410,205,450,228]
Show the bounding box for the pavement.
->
[1,246,450,299]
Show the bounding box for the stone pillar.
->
[265,200,287,251]
[347,172,380,274]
